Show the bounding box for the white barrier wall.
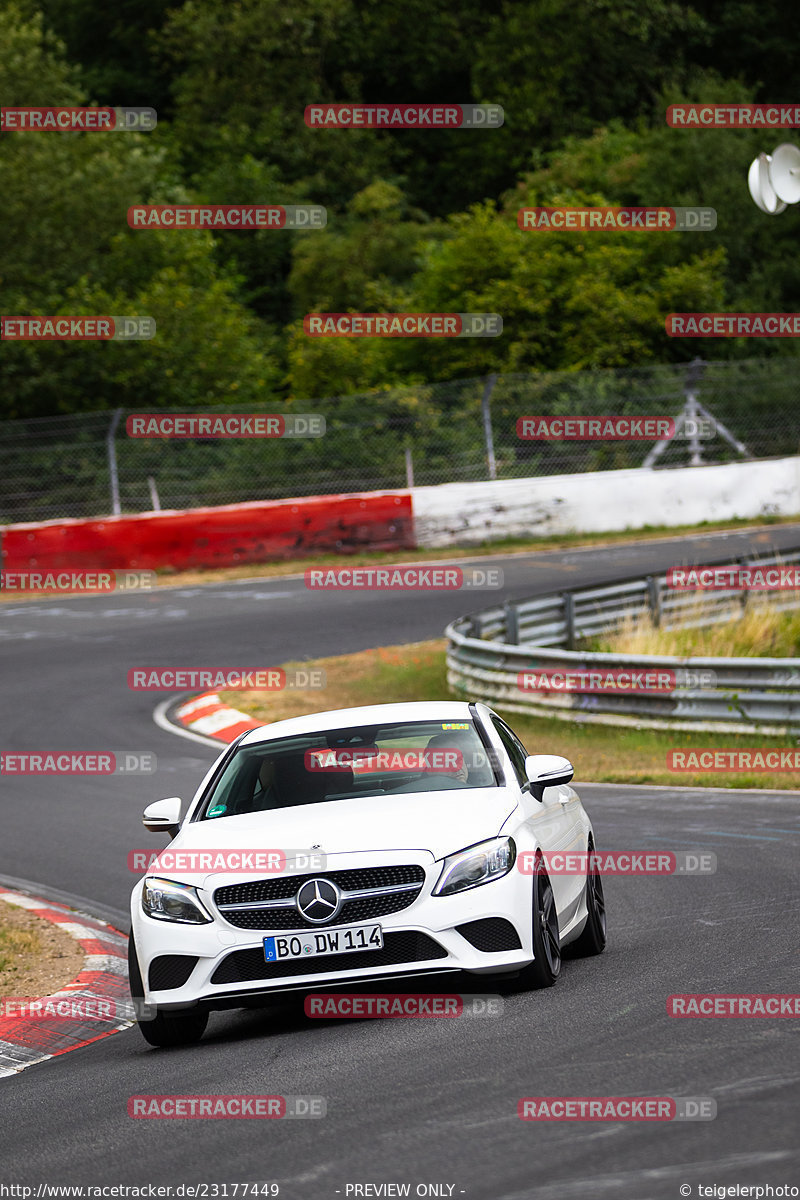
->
[411,456,800,548]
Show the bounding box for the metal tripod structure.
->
[642,357,750,469]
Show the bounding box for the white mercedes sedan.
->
[129,700,606,1045]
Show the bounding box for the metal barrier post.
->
[563,592,576,649]
[646,575,662,627]
[504,601,519,644]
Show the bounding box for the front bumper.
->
[130,851,536,1012]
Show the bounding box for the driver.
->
[424,732,471,784]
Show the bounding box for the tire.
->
[128,935,208,1047]
[517,861,561,989]
[570,840,607,957]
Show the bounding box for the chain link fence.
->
[1,358,798,523]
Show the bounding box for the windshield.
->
[197,720,499,819]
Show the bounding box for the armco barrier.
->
[0,492,413,573]
[446,547,800,734]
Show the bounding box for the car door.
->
[482,708,585,926]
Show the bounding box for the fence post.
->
[404,447,415,489]
[685,358,705,467]
[738,557,749,612]
[107,408,123,516]
[646,575,662,627]
[481,373,498,480]
[504,601,519,644]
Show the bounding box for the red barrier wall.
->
[1,492,414,572]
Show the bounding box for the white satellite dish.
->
[770,142,800,203]
[748,152,787,214]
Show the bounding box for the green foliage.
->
[0,2,281,419]
[3,0,800,425]
[37,0,177,108]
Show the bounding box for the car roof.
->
[238,700,477,745]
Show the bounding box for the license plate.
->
[263,923,384,963]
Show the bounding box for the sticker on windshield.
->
[207,804,227,817]
[441,723,469,729]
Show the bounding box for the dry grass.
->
[0,901,85,999]
[0,922,41,974]
[222,640,447,725]
[592,601,800,659]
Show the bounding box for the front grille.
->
[221,890,420,930]
[148,955,198,991]
[210,931,447,984]
[457,918,522,953]
[215,865,425,907]
[214,865,426,930]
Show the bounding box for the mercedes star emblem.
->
[295,877,341,924]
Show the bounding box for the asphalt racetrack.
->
[1,526,799,1198]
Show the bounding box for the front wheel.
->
[128,935,208,1047]
[517,863,561,989]
[570,842,607,956]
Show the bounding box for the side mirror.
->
[522,755,574,801]
[142,797,182,838]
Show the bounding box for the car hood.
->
[163,787,519,873]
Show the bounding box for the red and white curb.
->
[173,691,264,743]
[0,888,131,1077]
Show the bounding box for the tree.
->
[0,2,280,419]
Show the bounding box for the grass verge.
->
[591,602,800,658]
[221,639,800,790]
[0,902,85,1000]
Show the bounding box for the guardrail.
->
[445,547,800,734]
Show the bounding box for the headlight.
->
[141,877,213,924]
[433,837,516,896]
